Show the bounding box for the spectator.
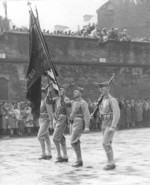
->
[90,25,100,39]
[130,100,136,127]
[11,25,16,31]
[143,101,150,127]
[100,28,108,42]
[114,28,120,41]
[108,27,120,40]
[1,102,8,135]
[135,100,143,128]
[120,29,131,41]
[8,104,16,136]
[89,23,95,33]
[118,99,126,130]
[24,105,33,135]
[125,100,131,128]
[14,103,25,136]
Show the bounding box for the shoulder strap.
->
[108,95,114,113]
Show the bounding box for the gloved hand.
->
[49,124,54,130]
[84,127,90,133]
[108,126,116,133]
[69,118,74,124]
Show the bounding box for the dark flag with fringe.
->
[26,8,59,116]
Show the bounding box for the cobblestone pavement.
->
[0,128,150,185]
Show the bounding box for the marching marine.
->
[96,76,120,170]
[37,88,53,160]
[49,86,70,163]
[70,87,90,167]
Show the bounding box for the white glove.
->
[84,127,90,133]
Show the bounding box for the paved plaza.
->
[0,128,150,185]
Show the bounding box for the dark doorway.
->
[0,77,9,101]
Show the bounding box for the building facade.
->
[97,0,150,38]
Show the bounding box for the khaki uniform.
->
[52,96,70,158]
[70,98,90,163]
[37,99,52,156]
[99,94,120,165]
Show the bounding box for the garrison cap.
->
[60,85,67,90]
[98,74,115,88]
[98,81,109,88]
[75,86,84,93]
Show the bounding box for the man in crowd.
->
[131,100,136,127]
[70,87,90,167]
[90,25,100,39]
[97,79,120,170]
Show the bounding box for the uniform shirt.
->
[99,94,120,128]
[91,29,99,39]
[70,98,90,129]
[39,99,49,124]
[54,96,70,119]
[40,100,48,114]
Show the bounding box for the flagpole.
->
[28,5,60,91]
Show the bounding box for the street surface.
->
[0,128,150,185]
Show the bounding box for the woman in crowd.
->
[24,104,33,134]
[143,101,150,127]
[14,103,25,136]
[126,100,131,128]
[130,100,136,127]
[118,99,126,129]
[8,103,17,136]
[135,100,143,128]
[1,102,8,135]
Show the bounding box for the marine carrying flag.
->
[26,8,59,115]
[35,7,59,94]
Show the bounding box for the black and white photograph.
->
[0,0,150,184]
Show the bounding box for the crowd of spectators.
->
[9,23,150,43]
[88,98,150,131]
[10,25,29,32]
[0,101,37,138]
[0,14,149,43]
[1,97,150,138]
[9,23,133,42]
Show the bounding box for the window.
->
[99,58,106,63]
[106,3,114,15]
[0,53,6,59]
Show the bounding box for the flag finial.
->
[27,1,31,6]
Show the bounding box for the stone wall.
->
[1,32,150,65]
[0,32,150,101]
[0,61,150,102]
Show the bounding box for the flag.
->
[83,14,94,22]
[2,1,7,19]
[47,70,59,94]
[26,77,41,116]
[26,8,59,116]
[35,8,59,94]
[26,12,50,89]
